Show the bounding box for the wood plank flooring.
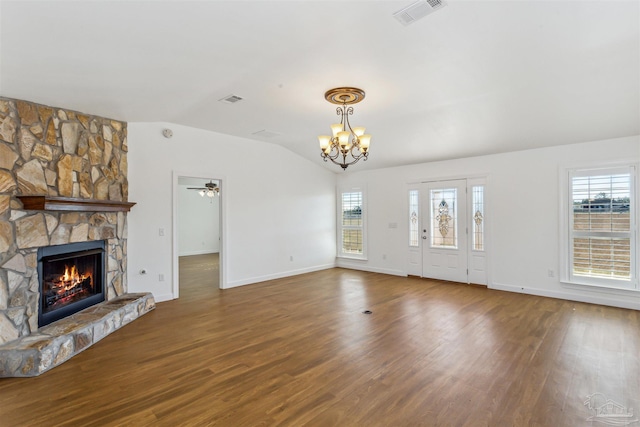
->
[1,253,638,426]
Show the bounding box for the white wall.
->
[127,123,337,302]
[336,135,640,310]
[177,183,220,256]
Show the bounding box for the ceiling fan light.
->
[198,190,206,197]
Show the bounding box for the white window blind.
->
[568,167,636,288]
[340,190,364,257]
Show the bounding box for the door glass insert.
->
[430,188,457,248]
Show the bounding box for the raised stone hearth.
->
[0,293,155,377]
[0,96,141,376]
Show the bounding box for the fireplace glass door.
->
[38,241,106,327]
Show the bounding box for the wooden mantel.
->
[17,196,136,212]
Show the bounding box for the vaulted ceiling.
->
[1,1,638,172]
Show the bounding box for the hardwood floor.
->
[1,254,638,426]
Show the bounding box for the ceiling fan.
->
[187,181,220,198]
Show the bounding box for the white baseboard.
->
[335,259,406,277]
[152,293,175,303]
[225,263,336,289]
[490,282,640,310]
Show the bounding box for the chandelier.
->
[318,87,372,170]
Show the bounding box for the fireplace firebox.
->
[37,240,106,327]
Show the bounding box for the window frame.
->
[560,164,638,290]
[337,186,367,260]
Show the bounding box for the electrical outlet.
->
[159,273,165,282]
[290,256,294,262]
[382,254,387,260]
[547,269,555,278]
[159,228,165,236]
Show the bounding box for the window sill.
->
[561,279,639,294]
[337,255,368,261]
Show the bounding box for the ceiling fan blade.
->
[187,187,207,190]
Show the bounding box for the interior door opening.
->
[174,175,223,298]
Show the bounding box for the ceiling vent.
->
[393,0,447,26]
[219,94,244,104]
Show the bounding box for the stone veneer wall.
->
[0,97,129,346]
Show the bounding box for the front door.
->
[421,179,469,282]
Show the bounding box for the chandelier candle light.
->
[318,87,372,170]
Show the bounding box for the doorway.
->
[408,178,487,285]
[172,173,224,298]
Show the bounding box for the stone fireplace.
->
[0,97,154,377]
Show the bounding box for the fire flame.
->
[61,265,79,282]
[56,265,91,293]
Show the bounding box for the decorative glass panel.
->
[472,186,484,251]
[430,188,457,248]
[571,172,631,280]
[409,190,419,247]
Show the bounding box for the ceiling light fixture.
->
[318,87,372,170]
[199,188,219,198]
[187,181,220,198]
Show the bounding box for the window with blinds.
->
[339,190,365,257]
[568,167,636,287]
[409,190,419,247]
